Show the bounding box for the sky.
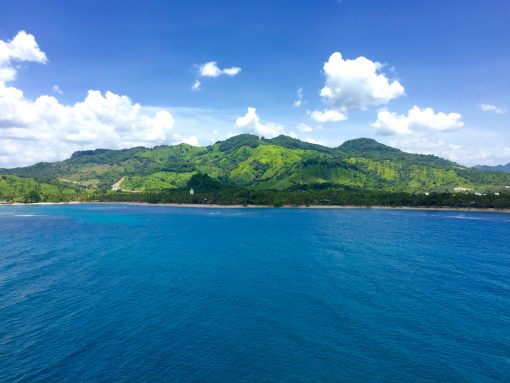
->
[0,0,509,168]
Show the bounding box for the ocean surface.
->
[0,204,509,382]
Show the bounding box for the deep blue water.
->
[0,204,509,382]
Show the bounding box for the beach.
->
[4,201,510,214]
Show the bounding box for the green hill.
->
[0,175,79,203]
[1,135,510,203]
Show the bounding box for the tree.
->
[186,173,222,192]
[27,189,41,203]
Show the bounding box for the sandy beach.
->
[4,201,509,214]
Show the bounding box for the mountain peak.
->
[265,135,333,153]
[339,138,401,154]
[217,134,262,152]
[70,149,112,159]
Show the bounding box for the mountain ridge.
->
[474,163,510,173]
[1,135,510,202]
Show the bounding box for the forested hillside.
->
[1,135,510,203]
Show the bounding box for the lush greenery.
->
[77,188,510,209]
[1,135,510,207]
[0,175,79,203]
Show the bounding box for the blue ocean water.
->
[0,204,509,382]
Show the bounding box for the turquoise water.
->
[0,204,509,382]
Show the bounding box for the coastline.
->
[3,201,510,213]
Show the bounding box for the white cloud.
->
[372,106,464,135]
[172,134,199,146]
[235,107,283,138]
[293,87,303,108]
[0,31,47,84]
[0,31,205,168]
[480,103,504,114]
[0,87,180,167]
[304,137,325,145]
[199,61,241,78]
[298,123,313,132]
[52,84,63,95]
[310,109,346,123]
[191,80,201,91]
[388,136,510,166]
[222,67,241,76]
[319,52,404,112]
[199,61,222,77]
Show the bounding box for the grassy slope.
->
[0,175,79,202]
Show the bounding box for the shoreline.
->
[3,201,510,213]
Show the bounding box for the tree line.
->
[78,189,510,209]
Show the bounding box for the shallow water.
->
[0,204,509,382]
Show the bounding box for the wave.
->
[14,214,45,217]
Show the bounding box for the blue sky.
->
[0,0,509,167]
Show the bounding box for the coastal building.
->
[189,188,194,195]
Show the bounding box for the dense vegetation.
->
[1,135,510,207]
[0,175,79,203]
[75,188,510,209]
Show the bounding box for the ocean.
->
[0,204,509,382]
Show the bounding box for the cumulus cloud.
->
[293,87,303,108]
[0,31,200,168]
[309,109,346,123]
[0,31,47,84]
[372,106,464,135]
[199,61,241,78]
[319,52,404,112]
[480,103,504,114]
[0,87,182,167]
[235,107,283,138]
[388,136,510,166]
